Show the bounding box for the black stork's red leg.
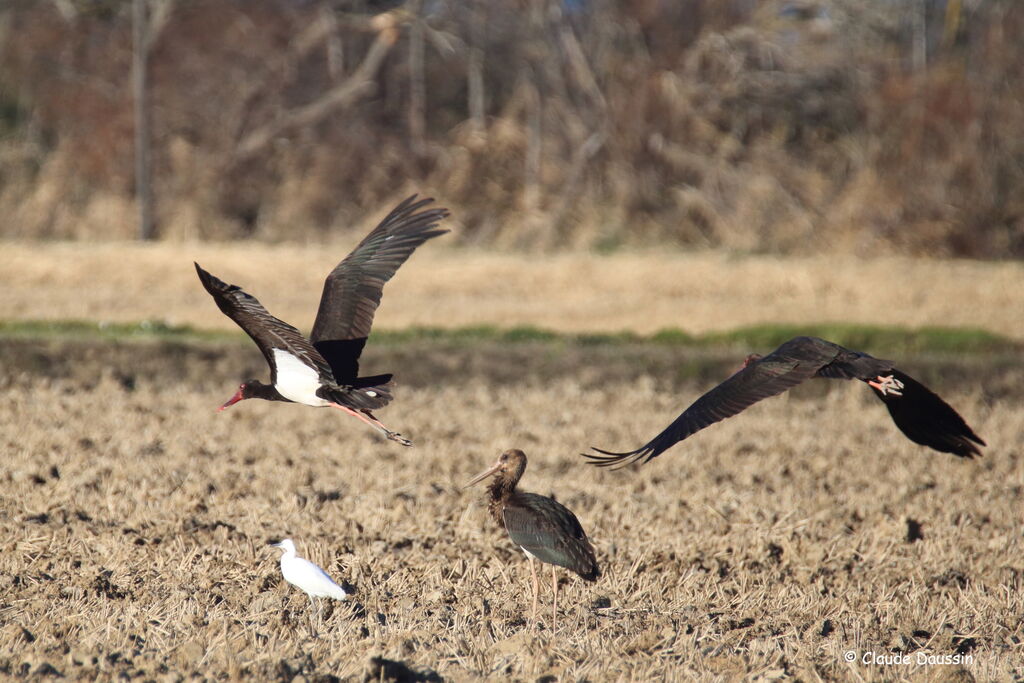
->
[529,557,539,623]
[328,403,412,447]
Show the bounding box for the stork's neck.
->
[486,477,517,525]
[247,381,288,402]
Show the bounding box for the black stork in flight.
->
[195,195,448,446]
[584,336,986,469]
[465,449,599,628]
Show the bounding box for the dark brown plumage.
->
[466,449,599,627]
[195,195,449,445]
[584,336,985,469]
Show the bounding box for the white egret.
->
[271,539,349,630]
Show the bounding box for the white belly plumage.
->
[273,349,330,407]
[522,547,541,562]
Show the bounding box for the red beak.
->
[218,388,245,412]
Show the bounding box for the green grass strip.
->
[0,319,1016,354]
[0,319,232,342]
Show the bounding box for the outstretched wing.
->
[584,340,832,468]
[310,195,449,383]
[195,263,335,384]
[869,370,986,458]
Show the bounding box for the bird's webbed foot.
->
[868,374,905,396]
[386,430,413,447]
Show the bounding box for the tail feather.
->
[329,380,394,411]
[578,561,601,582]
[869,370,985,458]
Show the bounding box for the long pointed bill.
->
[463,461,502,489]
[218,388,245,412]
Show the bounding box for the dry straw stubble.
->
[1,369,1020,680]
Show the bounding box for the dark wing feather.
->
[310,195,449,382]
[584,343,829,468]
[503,493,599,581]
[195,263,336,384]
[816,345,895,381]
[869,370,986,458]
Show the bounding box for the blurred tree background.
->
[0,0,1021,256]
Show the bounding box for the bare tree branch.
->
[466,0,486,136]
[551,131,605,234]
[560,25,606,114]
[49,0,76,21]
[522,76,541,215]
[147,0,175,45]
[324,6,343,80]
[232,30,397,165]
[133,0,155,240]
[408,0,425,153]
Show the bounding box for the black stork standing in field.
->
[584,336,986,468]
[465,449,599,628]
[195,195,448,446]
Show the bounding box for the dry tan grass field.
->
[1,244,1022,680]
[2,242,1024,339]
